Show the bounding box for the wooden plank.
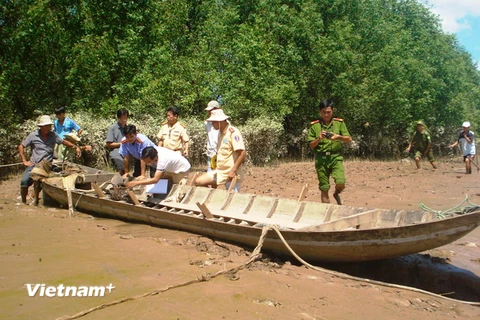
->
[297,183,308,202]
[293,202,307,222]
[196,202,214,219]
[228,176,238,193]
[266,198,279,218]
[127,190,141,206]
[66,189,75,217]
[92,183,105,198]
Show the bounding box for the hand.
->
[126,181,137,188]
[183,150,189,158]
[23,160,34,167]
[405,147,410,152]
[75,146,81,157]
[228,169,237,180]
[83,145,92,152]
[122,173,129,180]
[137,175,145,180]
[320,131,327,139]
[448,144,454,149]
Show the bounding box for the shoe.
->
[333,193,342,205]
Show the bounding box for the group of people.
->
[18,101,247,204]
[307,100,476,205]
[18,98,476,207]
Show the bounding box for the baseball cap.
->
[205,100,220,111]
[462,121,471,128]
[416,121,424,126]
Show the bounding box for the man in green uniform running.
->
[405,121,437,170]
[308,99,352,205]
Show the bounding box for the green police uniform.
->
[411,131,435,162]
[307,118,350,191]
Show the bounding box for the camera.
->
[324,132,333,139]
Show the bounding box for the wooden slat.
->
[241,194,257,215]
[297,183,308,202]
[228,176,238,193]
[127,190,141,206]
[266,198,279,218]
[293,202,307,222]
[196,202,214,219]
[92,183,105,198]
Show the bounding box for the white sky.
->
[425,0,480,32]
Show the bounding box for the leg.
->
[33,181,41,206]
[331,156,346,205]
[426,150,437,169]
[20,166,34,204]
[414,157,421,169]
[194,172,217,188]
[315,158,331,204]
[110,156,125,176]
[465,156,472,174]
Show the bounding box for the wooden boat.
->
[41,164,480,262]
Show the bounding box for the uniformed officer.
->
[157,106,189,157]
[194,109,246,192]
[405,121,437,170]
[307,99,352,205]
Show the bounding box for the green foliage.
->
[1,0,479,162]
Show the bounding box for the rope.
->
[54,224,479,320]
[419,195,480,219]
[0,162,24,168]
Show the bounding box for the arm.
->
[139,159,147,178]
[62,139,81,157]
[228,149,246,180]
[157,140,164,147]
[77,129,84,135]
[122,157,130,178]
[18,144,33,167]
[331,133,352,143]
[126,170,164,188]
[106,141,121,149]
[309,135,324,150]
[424,141,432,154]
[449,141,459,149]
[183,141,189,157]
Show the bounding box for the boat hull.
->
[42,181,480,262]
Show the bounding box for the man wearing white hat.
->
[204,100,221,172]
[449,121,476,174]
[18,115,81,205]
[194,109,246,192]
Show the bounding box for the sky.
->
[424,0,480,68]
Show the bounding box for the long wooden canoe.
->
[41,165,480,262]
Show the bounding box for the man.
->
[449,121,476,174]
[18,115,81,205]
[194,109,246,192]
[204,100,221,172]
[157,106,189,157]
[405,121,437,170]
[126,146,191,189]
[53,106,83,161]
[106,108,129,175]
[307,99,352,205]
[119,125,156,179]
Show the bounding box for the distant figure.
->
[126,146,191,189]
[18,115,81,205]
[307,99,352,205]
[119,125,156,179]
[157,106,189,158]
[405,121,437,170]
[106,108,129,175]
[204,100,221,172]
[449,121,476,174]
[54,106,83,161]
[194,109,246,192]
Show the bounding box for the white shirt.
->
[154,146,191,173]
[205,121,219,157]
[458,130,476,156]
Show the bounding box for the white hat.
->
[65,131,81,143]
[37,115,53,126]
[205,100,220,111]
[206,109,230,121]
[462,121,471,128]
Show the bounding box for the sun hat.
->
[206,109,230,122]
[37,115,53,126]
[462,121,471,128]
[65,131,81,143]
[205,100,221,111]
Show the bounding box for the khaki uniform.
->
[157,121,189,155]
[216,124,245,185]
[307,118,350,191]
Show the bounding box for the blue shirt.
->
[119,133,155,160]
[22,130,64,163]
[54,117,81,138]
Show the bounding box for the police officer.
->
[405,121,437,170]
[307,99,352,205]
[157,106,189,157]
